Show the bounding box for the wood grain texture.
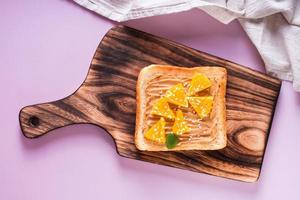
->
[19,25,281,182]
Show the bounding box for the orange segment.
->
[188,73,212,96]
[151,98,175,120]
[165,83,188,107]
[188,96,213,119]
[144,117,166,144]
[172,110,191,135]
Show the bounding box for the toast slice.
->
[135,65,227,151]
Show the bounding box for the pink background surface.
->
[1,1,300,199]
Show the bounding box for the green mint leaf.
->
[166,133,179,149]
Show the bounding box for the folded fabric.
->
[73,0,300,91]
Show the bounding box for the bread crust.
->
[135,65,227,151]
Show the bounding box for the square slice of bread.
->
[135,65,227,151]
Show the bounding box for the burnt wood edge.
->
[254,82,282,182]
[118,151,259,183]
[113,25,281,85]
[19,113,118,148]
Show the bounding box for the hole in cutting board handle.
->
[28,116,40,127]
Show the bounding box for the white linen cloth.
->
[73,0,300,91]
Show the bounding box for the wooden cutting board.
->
[19,25,281,182]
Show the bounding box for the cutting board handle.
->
[19,96,87,138]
